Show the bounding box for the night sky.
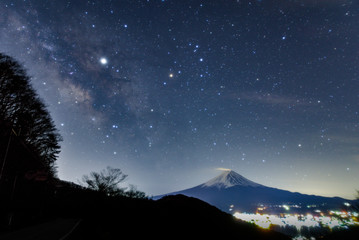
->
[1,0,358,199]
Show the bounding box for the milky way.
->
[1,0,358,198]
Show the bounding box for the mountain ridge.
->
[154,170,356,214]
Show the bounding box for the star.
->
[100,57,108,65]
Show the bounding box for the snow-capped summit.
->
[201,169,262,189]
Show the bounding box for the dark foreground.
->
[0,180,290,239]
[66,194,290,239]
[1,181,358,239]
[0,218,81,240]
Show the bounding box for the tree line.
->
[0,53,62,178]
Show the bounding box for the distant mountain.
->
[154,170,356,214]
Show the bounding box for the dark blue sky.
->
[1,0,358,198]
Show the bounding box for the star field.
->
[0,0,358,198]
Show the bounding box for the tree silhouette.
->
[81,166,147,198]
[81,166,128,196]
[0,53,62,178]
[124,184,147,199]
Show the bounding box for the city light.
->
[233,208,359,238]
[283,205,290,211]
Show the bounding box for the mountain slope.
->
[155,170,355,213]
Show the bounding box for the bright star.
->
[100,57,108,65]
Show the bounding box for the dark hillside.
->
[60,192,290,239]
[0,182,290,239]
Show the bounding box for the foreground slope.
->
[0,182,290,239]
[67,194,290,239]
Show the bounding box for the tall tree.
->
[0,53,62,177]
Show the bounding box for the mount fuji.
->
[154,170,356,214]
